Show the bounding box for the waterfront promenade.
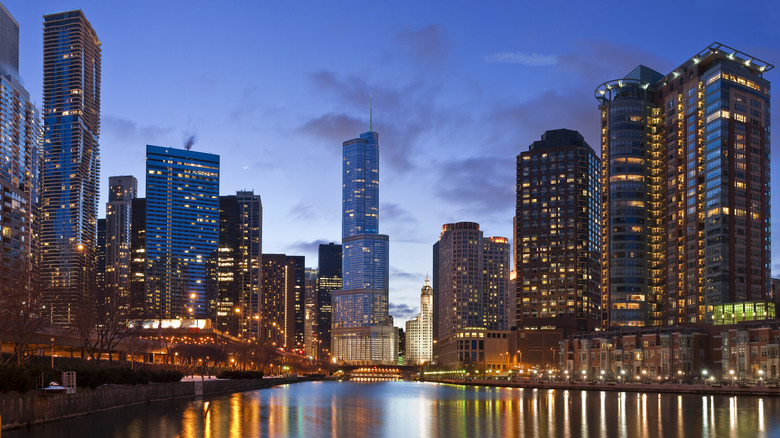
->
[0,376,307,431]
[423,377,780,396]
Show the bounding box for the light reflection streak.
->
[759,398,764,432]
[618,392,626,437]
[563,390,570,438]
[678,395,683,437]
[702,396,708,438]
[641,393,647,438]
[600,391,606,434]
[581,390,587,435]
[730,396,737,432]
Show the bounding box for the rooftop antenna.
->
[369,95,373,133]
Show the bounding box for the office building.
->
[128,198,146,318]
[40,10,101,325]
[304,267,318,358]
[216,191,262,339]
[516,129,601,331]
[0,3,39,290]
[331,128,397,365]
[104,176,136,315]
[145,145,219,320]
[435,222,510,366]
[317,242,342,360]
[597,43,772,326]
[405,277,434,365]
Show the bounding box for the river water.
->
[6,380,780,437]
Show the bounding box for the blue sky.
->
[4,0,780,325]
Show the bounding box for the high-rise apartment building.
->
[317,242,342,360]
[145,145,219,320]
[128,198,146,318]
[40,10,101,325]
[216,191,262,339]
[331,129,397,365]
[304,267,318,358]
[597,43,772,326]
[261,254,302,348]
[405,277,434,365]
[0,3,39,291]
[105,176,136,315]
[516,129,601,331]
[435,222,510,366]
[289,255,306,349]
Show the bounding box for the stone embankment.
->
[423,378,780,397]
[0,377,304,431]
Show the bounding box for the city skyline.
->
[2,0,779,327]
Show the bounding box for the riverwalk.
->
[423,377,780,396]
[0,376,308,431]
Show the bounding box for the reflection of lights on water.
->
[758,398,764,432]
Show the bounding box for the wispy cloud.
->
[286,239,333,256]
[484,52,558,66]
[389,302,419,320]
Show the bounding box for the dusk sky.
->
[4,0,780,326]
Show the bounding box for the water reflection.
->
[6,381,780,438]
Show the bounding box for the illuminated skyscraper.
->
[40,10,101,325]
[331,128,397,365]
[145,145,219,320]
[597,43,772,326]
[261,254,303,348]
[105,175,136,315]
[317,242,341,360]
[515,129,601,331]
[435,222,510,366]
[217,191,262,339]
[0,3,39,293]
[405,277,433,365]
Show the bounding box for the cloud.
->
[390,266,421,283]
[434,156,515,215]
[102,115,173,144]
[300,112,366,148]
[286,239,333,256]
[397,24,449,65]
[389,302,419,320]
[484,52,558,66]
[288,201,323,222]
[557,40,673,86]
[381,203,422,241]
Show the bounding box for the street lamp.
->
[620,369,625,384]
[729,369,735,385]
[759,369,764,385]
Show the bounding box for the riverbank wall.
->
[0,377,303,431]
[423,378,780,397]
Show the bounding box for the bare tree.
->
[0,261,47,365]
[95,286,135,362]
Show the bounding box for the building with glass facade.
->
[516,129,601,331]
[40,10,101,326]
[105,175,136,316]
[435,222,510,367]
[597,43,772,326]
[216,191,262,340]
[317,242,342,360]
[0,3,39,292]
[145,145,219,320]
[332,130,397,365]
[405,277,434,365]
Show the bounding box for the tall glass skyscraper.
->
[0,3,39,292]
[598,43,772,326]
[332,130,397,365]
[145,145,219,320]
[105,175,137,316]
[40,10,101,326]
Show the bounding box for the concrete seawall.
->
[0,377,300,431]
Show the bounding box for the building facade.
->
[597,43,772,327]
[145,145,219,320]
[331,130,397,364]
[216,191,262,340]
[304,267,318,358]
[261,254,301,348]
[317,242,342,360]
[0,3,39,292]
[104,175,136,316]
[405,277,434,365]
[435,222,510,367]
[40,10,101,325]
[516,129,601,331]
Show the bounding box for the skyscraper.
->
[0,3,39,292]
[597,43,772,326]
[40,10,101,326]
[145,145,219,320]
[516,129,601,331]
[105,175,136,316]
[261,254,302,348]
[405,277,434,365]
[317,242,342,360]
[435,222,510,366]
[304,267,318,358]
[129,197,146,318]
[331,129,397,365]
